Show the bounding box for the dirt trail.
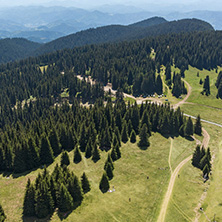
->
[173,79,192,110]
[157,128,210,222]
[157,155,192,222]
[194,128,210,222]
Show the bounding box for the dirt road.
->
[173,79,192,110]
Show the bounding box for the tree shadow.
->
[185,136,194,141]
[1,165,47,179]
[22,215,51,222]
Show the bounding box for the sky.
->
[0,0,221,11]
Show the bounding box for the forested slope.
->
[0,38,40,64]
[35,18,214,55]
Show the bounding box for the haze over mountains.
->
[0,5,222,43]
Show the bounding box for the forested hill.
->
[0,38,40,64]
[34,18,214,56]
[0,17,214,64]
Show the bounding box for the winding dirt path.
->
[157,155,192,222]
[173,79,192,110]
[157,128,210,222]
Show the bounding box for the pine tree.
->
[194,115,202,136]
[115,144,121,159]
[68,175,83,204]
[100,128,112,151]
[121,121,128,143]
[35,181,54,218]
[49,128,61,156]
[59,124,69,151]
[79,123,88,152]
[104,153,114,170]
[27,137,40,169]
[127,119,133,136]
[92,143,100,163]
[58,183,73,212]
[184,117,193,137]
[192,145,201,168]
[85,140,92,159]
[40,135,54,165]
[105,162,114,180]
[138,124,150,148]
[60,150,70,166]
[111,146,118,161]
[99,172,110,193]
[156,74,163,95]
[203,75,210,95]
[217,81,222,99]
[73,146,82,164]
[23,179,36,217]
[81,172,91,194]
[130,130,136,143]
[131,104,140,134]
[0,204,6,222]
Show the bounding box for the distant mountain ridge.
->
[35,18,214,56]
[0,17,214,64]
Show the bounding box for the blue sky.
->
[0,0,221,11]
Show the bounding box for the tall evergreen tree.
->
[111,146,118,161]
[156,74,163,94]
[105,162,114,180]
[49,128,61,156]
[79,123,88,152]
[81,172,91,194]
[73,146,82,164]
[23,179,36,217]
[202,75,210,96]
[68,175,83,204]
[104,153,114,170]
[138,124,150,148]
[27,137,40,169]
[121,121,128,143]
[35,181,54,218]
[92,143,100,163]
[99,172,110,193]
[130,130,136,143]
[60,150,70,166]
[40,135,54,165]
[85,140,93,159]
[58,183,73,212]
[194,115,202,136]
[184,117,194,137]
[192,145,201,168]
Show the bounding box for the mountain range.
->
[0,6,221,43]
[0,17,214,64]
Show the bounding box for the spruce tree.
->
[27,137,40,169]
[184,117,193,137]
[60,150,70,166]
[99,172,110,193]
[85,140,92,159]
[138,124,150,148]
[121,121,128,143]
[81,172,91,194]
[68,175,83,204]
[130,130,136,143]
[192,145,201,168]
[49,128,61,156]
[194,115,202,136]
[23,179,36,217]
[104,153,114,170]
[111,146,118,161]
[156,74,163,94]
[79,123,88,152]
[35,181,54,218]
[92,143,100,163]
[0,204,6,222]
[58,183,73,212]
[105,162,114,180]
[73,146,82,164]
[131,104,140,134]
[40,135,54,165]
[115,144,121,159]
